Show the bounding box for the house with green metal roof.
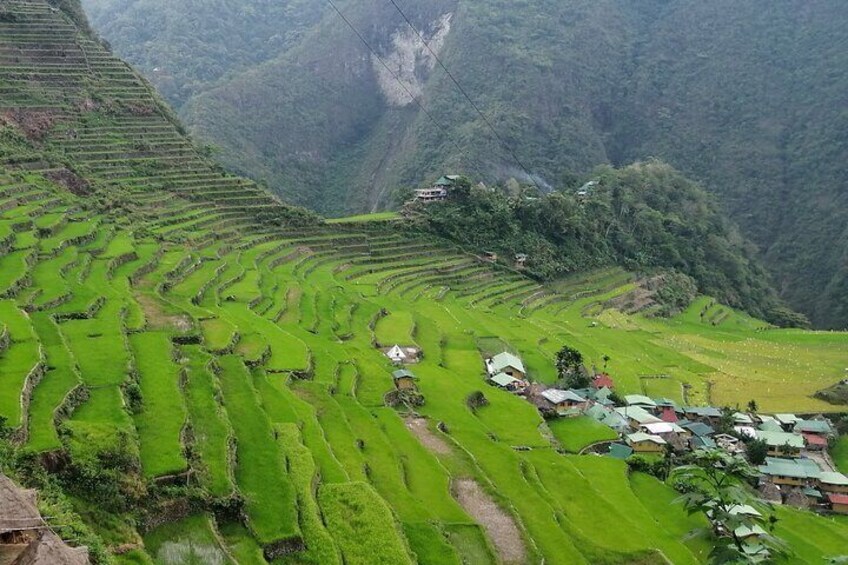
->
[758,457,821,486]
[755,430,804,456]
[624,394,656,409]
[758,420,783,433]
[392,369,417,391]
[615,406,661,427]
[489,372,523,390]
[817,471,848,494]
[625,432,666,453]
[794,419,834,435]
[487,352,526,379]
[774,413,799,430]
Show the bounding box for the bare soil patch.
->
[134,291,191,331]
[44,168,90,196]
[453,479,526,564]
[2,109,56,140]
[404,417,450,455]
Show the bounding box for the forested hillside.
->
[81,0,848,329]
[1,2,848,564]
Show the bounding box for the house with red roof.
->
[802,432,828,451]
[828,493,848,514]
[659,406,678,423]
[591,373,615,389]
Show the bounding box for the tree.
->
[746,400,758,413]
[779,442,797,457]
[466,391,489,413]
[602,354,611,369]
[746,439,768,466]
[555,345,583,377]
[555,345,590,390]
[675,450,787,563]
[717,406,736,435]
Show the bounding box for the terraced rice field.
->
[0,1,846,563]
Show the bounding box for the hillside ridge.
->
[82,0,848,329]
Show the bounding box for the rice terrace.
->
[0,1,847,564]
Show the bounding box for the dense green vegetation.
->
[84,0,848,329]
[409,168,797,325]
[0,2,847,565]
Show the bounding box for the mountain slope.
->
[1,2,848,564]
[82,0,848,329]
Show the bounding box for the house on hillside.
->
[591,373,615,390]
[755,430,804,457]
[659,406,679,423]
[625,432,667,453]
[486,352,526,380]
[615,406,661,428]
[392,369,418,391]
[794,419,834,437]
[817,472,848,495]
[385,344,421,365]
[624,395,656,410]
[0,474,88,564]
[540,389,588,416]
[514,253,528,269]
[413,175,460,203]
[828,494,848,514]
[489,372,526,392]
[681,406,722,426]
[802,433,828,451]
[641,421,687,438]
[774,413,800,431]
[586,403,630,433]
[758,457,821,487]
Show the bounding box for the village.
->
[383,343,848,529]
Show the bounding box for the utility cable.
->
[325,0,474,170]
[387,0,544,192]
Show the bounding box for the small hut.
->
[392,369,417,391]
[386,345,407,363]
[0,475,89,564]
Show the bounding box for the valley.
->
[0,2,846,564]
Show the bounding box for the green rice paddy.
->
[0,2,846,562]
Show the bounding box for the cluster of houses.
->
[481,350,848,517]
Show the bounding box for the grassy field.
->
[548,416,620,453]
[0,4,846,562]
[325,212,401,224]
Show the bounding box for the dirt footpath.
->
[453,479,526,564]
[404,417,451,455]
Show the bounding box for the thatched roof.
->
[13,529,89,565]
[0,475,43,533]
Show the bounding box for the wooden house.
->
[828,493,848,514]
[817,472,848,495]
[625,432,667,453]
[392,369,418,391]
[540,389,588,416]
[486,352,526,380]
[755,430,804,457]
[758,457,821,487]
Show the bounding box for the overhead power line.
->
[386,0,544,192]
[324,0,472,169]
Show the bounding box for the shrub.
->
[466,391,489,412]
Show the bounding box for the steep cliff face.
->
[84,0,848,328]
